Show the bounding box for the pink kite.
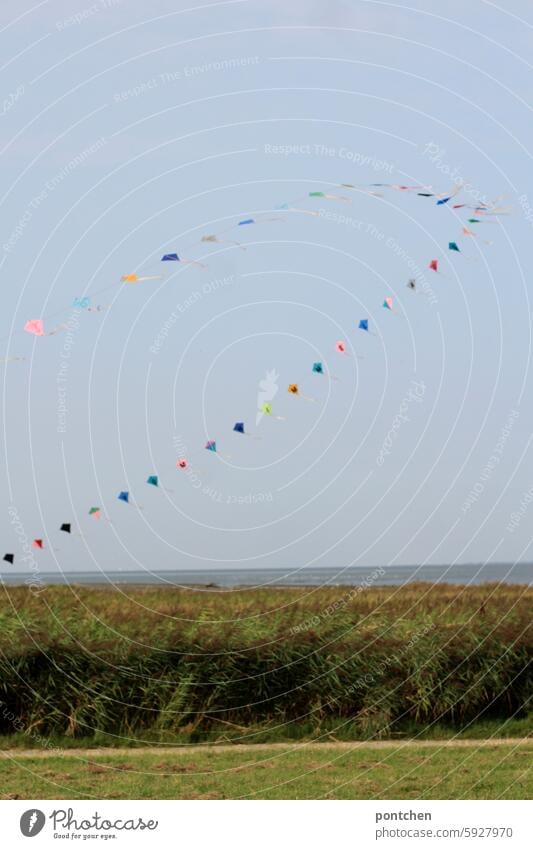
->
[429,260,438,272]
[463,226,492,245]
[383,297,394,311]
[32,539,44,549]
[176,459,188,470]
[24,319,45,336]
[335,340,347,354]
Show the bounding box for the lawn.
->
[0,742,530,800]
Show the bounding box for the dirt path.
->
[0,738,530,759]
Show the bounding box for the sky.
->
[1,0,533,577]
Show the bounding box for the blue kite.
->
[73,296,90,309]
[118,491,130,503]
[359,319,369,332]
[161,253,179,261]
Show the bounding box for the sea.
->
[1,562,531,588]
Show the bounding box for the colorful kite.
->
[340,184,384,197]
[3,553,14,564]
[287,383,315,402]
[463,227,492,245]
[121,274,162,283]
[309,191,349,202]
[205,441,217,452]
[147,473,173,493]
[161,249,207,267]
[117,490,143,510]
[312,360,341,380]
[391,184,426,191]
[201,234,243,247]
[383,297,394,310]
[88,507,101,518]
[24,319,45,336]
[259,401,285,421]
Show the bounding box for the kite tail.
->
[47,323,68,336]
[324,194,351,203]
[87,304,112,313]
[289,208,320,217]
[182,259,208,269]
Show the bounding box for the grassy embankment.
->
[0,581,530,746]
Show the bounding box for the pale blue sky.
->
[1,0,533,575]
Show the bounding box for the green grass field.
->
[0,742,530,800]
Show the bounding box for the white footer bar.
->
[2,800,530,848]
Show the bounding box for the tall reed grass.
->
[0,582,530,739]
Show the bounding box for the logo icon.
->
[256,368,279,425]
[20,809,45,837]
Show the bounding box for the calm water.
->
[1,562,531,588]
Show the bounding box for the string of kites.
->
[3,180,509,563]
[15,180,508,340]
